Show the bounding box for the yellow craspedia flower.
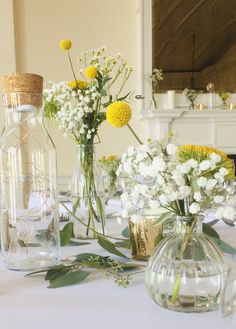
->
[108,155,118,161]
[85,66,98,79]
[106,101,132,128]
[69,80,89,89]
[178,144,234,179]
[60,39,72,50]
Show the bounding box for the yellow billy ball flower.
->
[60,39,72,50]
[85,66,98,79]
[106,101,132,128]
[69,80,89,89]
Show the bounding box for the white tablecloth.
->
[0,204,236,329]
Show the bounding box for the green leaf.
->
[121,227,130,239]
[202,223,220,241]
[48,270,90,288]
[45,265,71,281]
[220,240,236,255]
[154,212,172,226]
[75,253,107,261]
[69,240,90,246]
[115,239,131,249]
[60,222,73,246]
[97,235,128,258]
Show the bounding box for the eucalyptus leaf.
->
[115,239,131,249]
[97,235,128,258]
[202,223,220,240]
[154,212,172,226]
[121,227,130,239]
[48,270,90,288]
[60,222,73,246]
[75,253,107,262]
[69,240,90,246]
[220,240,236,255]
[45,265,71,281]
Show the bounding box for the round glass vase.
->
[145,215,227,313]
[129,213,163,261]
[70,144,106,239]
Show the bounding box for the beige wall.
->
[1,0,145,182]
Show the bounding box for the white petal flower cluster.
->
[118,141,231,219]
[44,81,100,140]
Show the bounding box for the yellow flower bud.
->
[85,66,98,79]
[60,39,72,50]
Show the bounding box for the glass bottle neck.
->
[175,215,203,235]
[77,144,96,162]
[2,93,43,126]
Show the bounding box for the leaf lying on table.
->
[26,253,145,289]
[97,235,128,258]
[203,223,236,255]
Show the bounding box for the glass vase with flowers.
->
[118,140,235,312]
[44,39,136,238]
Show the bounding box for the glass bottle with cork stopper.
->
[0,73,60,270]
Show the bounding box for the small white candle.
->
[230,103,234,110]
[199,104,204,111]
[167,90,175,110]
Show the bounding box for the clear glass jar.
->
[0,73,60,271]
[70,144,106,239]
[145,215,227,312]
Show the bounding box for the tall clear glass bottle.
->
[0,73,60,270]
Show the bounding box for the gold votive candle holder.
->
[129,217,163,261]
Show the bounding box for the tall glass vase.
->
[145,215,227,312]
[70,144,106,239]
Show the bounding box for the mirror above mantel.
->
[152,0,236,91]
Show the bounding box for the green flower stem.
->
[127,124,143,145]
[62,202,124,241]
[172,217,197,304]
[67,50,78,88]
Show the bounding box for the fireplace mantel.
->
[140,109,236,154]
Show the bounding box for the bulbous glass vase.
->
[145,215,228,313]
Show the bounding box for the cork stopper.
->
[1,73,43,108]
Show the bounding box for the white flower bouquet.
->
[117,141,235,224]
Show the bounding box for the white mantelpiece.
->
[140,109,236,154]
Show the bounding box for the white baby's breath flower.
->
[213,195,224,204]
[197,177,208,187]
[206,179,217,190]
[189,202,200,214]
[178,186,191,199]
[194,192,202,202]
[210,152,221,163]
[166,143,177,155]
[199,160,211,171]
[219,167,228,177]
[187,159,198,169]
[159,194,169,206]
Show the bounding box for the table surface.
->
[1,202,236,329]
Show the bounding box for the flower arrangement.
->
[117,141,235,222]
[44,39,137,238]
[183,88,199,110]
[151,68,164,109]
[44,41,134,144]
